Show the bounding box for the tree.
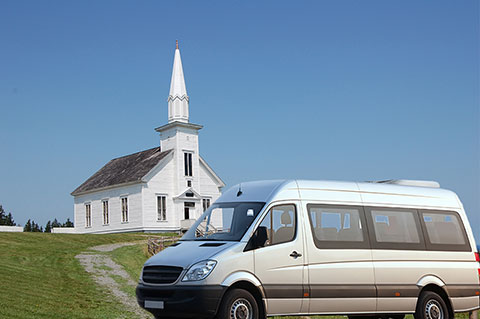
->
[24,219,32,232]
[44,221,52,233]
[0,205,5,224]
[31,221,41,232]
[63,218,74,227]
[51,218,61,228]
[44,217,74,232]
[6,213,16,226]
[0,205,16,226]
[24,220,44,232]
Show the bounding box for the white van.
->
[136,180,480,319]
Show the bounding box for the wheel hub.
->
[230,298,252,319]
[425,300,443,319]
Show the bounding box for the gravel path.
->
[76,242,153,319]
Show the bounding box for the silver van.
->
[136,180,480,319]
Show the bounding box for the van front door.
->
[253,203,305,315]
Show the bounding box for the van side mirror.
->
[244,226,268,251]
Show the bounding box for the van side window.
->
[422,212,466,245]
[370,210,420,243]
[258,204,296,246]
[307,205,369,249]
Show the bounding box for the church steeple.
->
[168,40,189,123]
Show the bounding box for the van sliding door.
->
[305,204,376,314]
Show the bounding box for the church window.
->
[121,197,128,223]
[157,196,167,221]
[187,180,192,187]
[102,200,109,225]
[184,152,193,176]
[85,204,92,227]
[202,198,211,212]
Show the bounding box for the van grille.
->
[142,266,183,284]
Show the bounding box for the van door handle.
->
[289,251,302,258]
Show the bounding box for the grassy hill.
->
[0,232,147,319]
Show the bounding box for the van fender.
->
[221,271,266,300]
[416,275,446,288]
[221,271,268,314]
[221,271,263,288]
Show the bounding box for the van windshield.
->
[181,202,265,241]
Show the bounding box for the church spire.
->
[168,40,189,123]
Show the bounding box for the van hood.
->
[144,241,239,269]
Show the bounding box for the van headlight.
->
[182,260,217,281]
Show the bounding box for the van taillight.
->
[475,253,480,282]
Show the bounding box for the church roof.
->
[71,147,172,196]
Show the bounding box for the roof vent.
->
[372,179,440,188]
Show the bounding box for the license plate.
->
[145,300,164,309]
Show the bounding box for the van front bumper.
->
[136,283,227,319]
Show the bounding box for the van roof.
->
[216,179,461,210]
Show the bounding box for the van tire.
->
[415,291,449,319]
[217,288,259,319]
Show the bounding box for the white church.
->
[71,42,225,234]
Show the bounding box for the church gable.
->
[72,147,172,196]
[173,187,202,200]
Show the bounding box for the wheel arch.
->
[416,275,446,288]
[220,272,267,318]
[417,284,454,318]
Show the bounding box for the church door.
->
[184,202,195,220]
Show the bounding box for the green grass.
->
[108,243,150,298]
[109,243,149,284]
[0,232,146,319]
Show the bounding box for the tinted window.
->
[422,212,466,245]
[258,204,296,246]
[371,210,420,243]
[309,206,364,242]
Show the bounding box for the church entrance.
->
[184,202,195,220]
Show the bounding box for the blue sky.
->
[0,1,478,236]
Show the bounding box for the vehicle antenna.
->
[237,184,243,197]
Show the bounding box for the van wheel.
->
[218,288,259,319]
[415,291,449,319]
